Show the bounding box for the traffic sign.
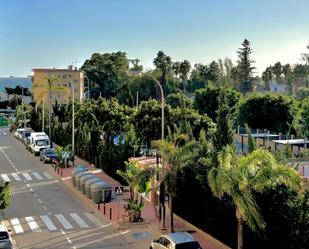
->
[115,186,124,195]
[62,151,70,159]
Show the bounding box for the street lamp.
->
[151,76,166,229]
[67,78,75,167]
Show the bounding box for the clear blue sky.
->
[0,0,308,76]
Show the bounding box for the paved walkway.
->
[54,155,231,249]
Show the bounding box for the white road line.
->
[40,215,57,231]
[10,218,24,234]
[30,188,33,192]
[32,172,43,180]
[3,132,7,135]
[83,212,101,226]
[1,174,10,182]
[55,214,73,229]
[66,237,72,244]
[43,172,53,179]
[70,213,89,228]
[25,216,41,232]
[60,229,66,235]
[43,206,47,210]
[22,173,32,181]
[38,199,42,204]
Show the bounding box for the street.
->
[0,127,154,249]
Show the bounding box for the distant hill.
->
[0,77,32,92]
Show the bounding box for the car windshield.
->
[25,132,31,137]
[36,140,49,146]
[0,231,9,240]
[45,149,55,155]
[176,241,202,249]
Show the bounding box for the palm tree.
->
[154,132,199,232]
[117,161,152,222]
[208,147,300,249]
[179,60,191,92]
[33,76,68,146]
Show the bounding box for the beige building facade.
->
[32,66,84,106]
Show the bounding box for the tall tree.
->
[81,52,129,98]
[212,88,234,152]
[262,66,273,91]
[153,51,172,90]
[154,132,199,232]
[237,39,255,93]
[34,76,68,146]
[179,60,191,92]
[208,147,300,249]
[272,62,282,83]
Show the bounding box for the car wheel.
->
[43,159,46,164]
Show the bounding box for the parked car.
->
[40,149,58,163]
[14,128,26,140]
[21,129,32,143]
[25,137,31,151]
[150,232,202,249]
[0,224,12,249]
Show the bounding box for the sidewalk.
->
[55,155,231,249]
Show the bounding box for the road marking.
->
[25,216,41,232]
[12,173,21,181]
[84,212,101,226]
[55,214,73,229]
[43,172,53,179]
[40,215,57,231]
[60,229,66,235]
[30,188,33,192]
[3,132,6,135]
[66,237,72,244]
[10,218,24,234]
[1,174,10,182]
[32,172,43,180]
[70,213,89,228]
[22,173,32,181]
[38,199,42,204]
[43,206,47,211]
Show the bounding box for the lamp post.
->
[68,78,75,167]
[151,76,165,229]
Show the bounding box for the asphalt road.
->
[0,127,154,249]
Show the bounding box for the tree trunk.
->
[169,194,174,233]
[236,209,244,249]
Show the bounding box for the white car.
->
[150,232,202,249]
[14,128,25,139]
[0,224,12,249]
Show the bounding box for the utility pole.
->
[42,96,45,132]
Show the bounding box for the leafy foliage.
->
[238,93,297,134]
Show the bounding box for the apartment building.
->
[32,66,84,106]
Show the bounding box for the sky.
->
[0,0,308,76]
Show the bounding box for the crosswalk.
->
[5,212,101,234]
[1,171,54,182]
[0,131,7,136]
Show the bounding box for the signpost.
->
[62,151,70,168]
[115,186,123,223]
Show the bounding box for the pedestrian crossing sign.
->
[115,186,123,195]
[62,151,70,159]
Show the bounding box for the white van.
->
[29,132,50,155]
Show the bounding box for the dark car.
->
[40,149,58,164]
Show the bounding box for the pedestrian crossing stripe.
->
[8,213,101,234]
[2,171,54,182]
[55,214,73,229]
[0,132,7,135]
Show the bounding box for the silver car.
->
[0,224,12,249]
[150,232,202,249]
